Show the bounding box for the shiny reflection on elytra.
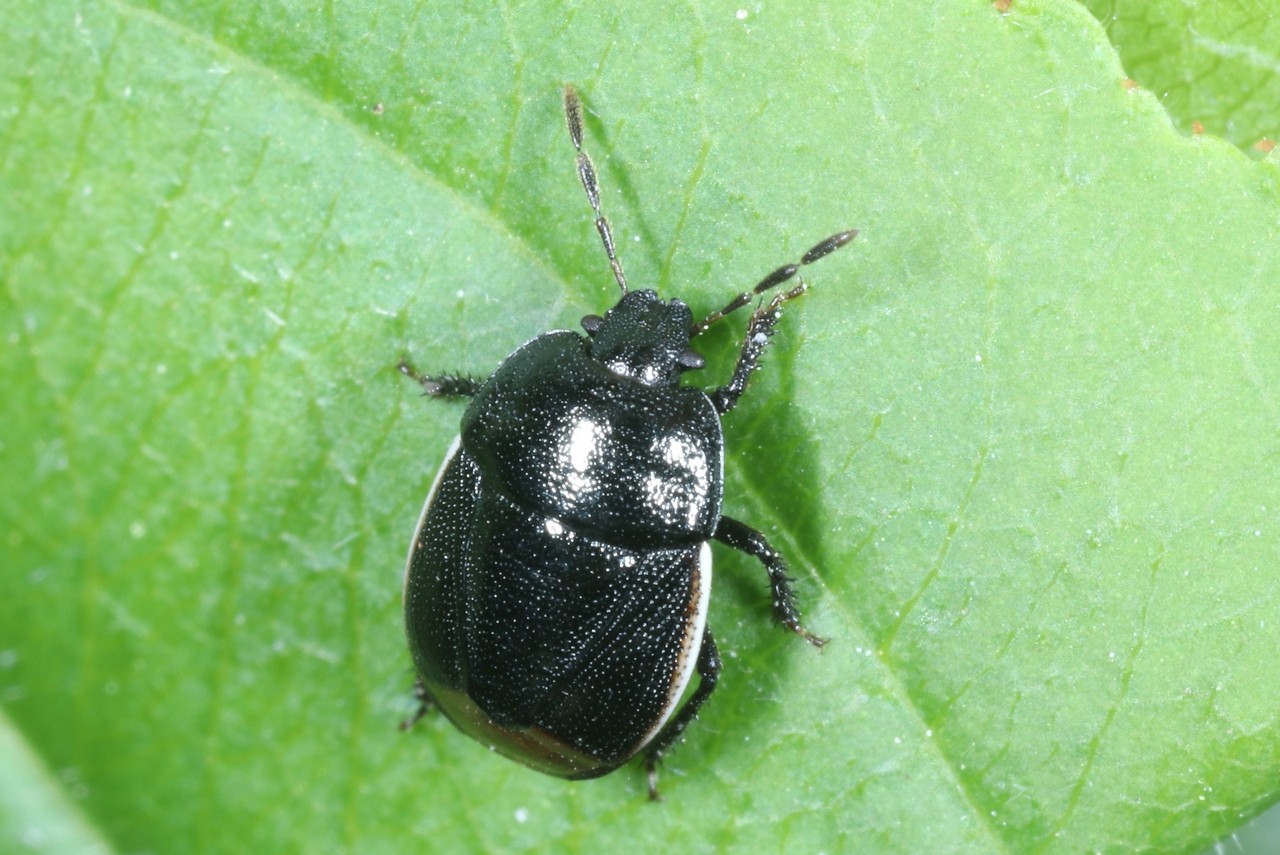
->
[561,412,603,499]
[647,432,710,529]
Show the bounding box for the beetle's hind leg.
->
[397,359,484,398]
[643,629,722,801]
[399,678,437,731]
[714,516,827,648]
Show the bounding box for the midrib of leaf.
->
[103,0,578,303]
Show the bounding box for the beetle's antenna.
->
[692,229,857,336]
[564,85,628,295]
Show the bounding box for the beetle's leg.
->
[642,628,720,801]
[397,359,484,398]
[692,230,856,336]
[399,678,436,731]
[564,85,628,295]
[713,516,827,648]
[706,285,804,415]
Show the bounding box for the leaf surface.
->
[2,1,1279,852]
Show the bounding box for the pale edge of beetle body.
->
[401,433,462,604]
[640,541,711,751]
[403,433,715,776]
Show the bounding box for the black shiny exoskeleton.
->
[400,85,855,799]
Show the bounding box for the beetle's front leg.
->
[707,284,806,415]
[397,359,484,398]
[643,629,722,801]
[713,516,826,648]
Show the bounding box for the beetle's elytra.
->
[400,85,855,799]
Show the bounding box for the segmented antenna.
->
[564,85,628,295]
[692,229,858,335]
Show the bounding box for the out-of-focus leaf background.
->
[1083,0,1279,150]
[3,1,1278,852]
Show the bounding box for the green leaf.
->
[3,0,1279,852]
[1080,0,1280,150]
[0,706,113,852]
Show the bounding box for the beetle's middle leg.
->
[713,515,827,648]
[397,359,484,398]
[643,629,721,801]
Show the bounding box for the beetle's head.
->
[581,290,705,386]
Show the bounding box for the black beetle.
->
[399,85,855,799]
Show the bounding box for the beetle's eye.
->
[677,349,705,371]
[581,315,604,335]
